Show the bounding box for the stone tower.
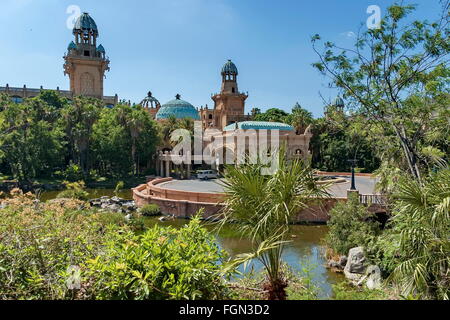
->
[210,60,248,130]
[64,12,110,99]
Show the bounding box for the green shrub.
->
[325,194,381,256]
[56,181,89,200]
[139,203,161,216]
[62,162,84,182]
[114,181,124,196]
[84,216,232,300]
[332,282,389,300]
[0,194,117,299]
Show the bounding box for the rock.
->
[90,197,137,214]
[344,247,367,283]
[339,256,348,268]
[158,215,175,222]
[122,201,137,212]
[365,265,382,290]
[111,196,123,204]
[345,247,366,274]
[328,261,341,269]
[125,214,133,221]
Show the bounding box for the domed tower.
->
[141,91,161,119]
[221,59,239,94]
[333,96,345,111]
[209,60,248,130]
[325,96,345,119]
[64,12,110,98]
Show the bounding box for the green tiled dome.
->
[222,60,238,75]
[74,12,98,33]
[97,44,105,53]
[224,121,294,131]
[68,41,77,50]
[156,94,200,120]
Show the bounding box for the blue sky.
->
[0,0,443,117]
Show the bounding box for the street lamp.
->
[348,159,358,191]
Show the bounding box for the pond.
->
[42,188,343,299]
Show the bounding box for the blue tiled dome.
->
[73,12,98,33]
[156,94,200,120]
[222,60,238,75]
[224,121,294,131]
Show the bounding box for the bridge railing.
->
[359,194,388,206]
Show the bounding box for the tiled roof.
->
[224,121,294,131]
[222,60,238,75]
[74,13,98,32]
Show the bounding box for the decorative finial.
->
[148,91,152,97]
[175,94,181,100]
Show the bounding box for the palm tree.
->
[219,150,327,300]
[127,109,146,175]
[290,103,313,134]
[389,168,449,300]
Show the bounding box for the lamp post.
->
[348,159,358,191]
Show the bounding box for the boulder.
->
[344,247,366,283]
[365,265,382,290]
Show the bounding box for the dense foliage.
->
[312,2,449,182]
[85,217,231,300]
[314,1,449,300]
[325,194,381,256]
[252,105,380,173]
[0,191,117,299]
[0,91,159,183]
[0,193,232,300]
[371,169,449,300]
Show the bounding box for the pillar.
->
[165,157,170,178]
[187,164,191,179]
[160,158,164,177]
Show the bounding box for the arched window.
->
[295,149,302,155]
[209,114,213,120]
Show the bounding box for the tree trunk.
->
[392,124,422,184]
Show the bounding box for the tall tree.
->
[312,2,450,182]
